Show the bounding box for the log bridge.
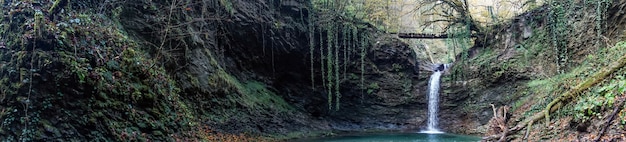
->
[394,33,480,39]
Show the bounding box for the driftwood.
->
[484,53,626,141]
[489,104,509,142]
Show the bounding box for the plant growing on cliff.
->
[309,0,375,111]
[485,39,626,141]
[445,22,472,80]
[309,7,316,90]
[360,32,369,100]
[326,23,335,110]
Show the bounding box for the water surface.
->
[299,132,480,142]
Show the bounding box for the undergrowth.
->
[0,0,272,141]
[512,41,626,127]
[569,42,626,124]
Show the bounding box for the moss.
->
[33,10,44,38]
[48,0,68,16]
[187,73,200,87]
[216,69,295,112]
[9,2,200,139]
[219,0,235,15]
[242,81,295,112]
[367,82,379,95]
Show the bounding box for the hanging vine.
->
[309,0,374,111]
[309,5,315,90]
[334,23,341,110]
[319,25,326,92]
[450,16,473,81]
[549,0,568,73]
[343,24,348,80]
[360,31,367,100]
[594,0,609,47]
[326,22,334,110]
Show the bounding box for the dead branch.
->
[484,104,510,142]
[498,106,509,142]
[417,0,482,33]
[595,96,626,142]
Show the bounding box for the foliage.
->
[219,0,235,15]
[571,42,626,123]
[228,79,295,113]
[467,1,626,140]
[446,23,473,81]
[367,82,380,95]
[310,0,375,111]
[548,0,570,73]
[511,40,626,121]
[0,0,274,141]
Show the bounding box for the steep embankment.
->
[447,1,626,141]
[0,0,443,141]
[118,0,434,136]
[0,1,200,141]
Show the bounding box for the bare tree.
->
[418,0,482,34]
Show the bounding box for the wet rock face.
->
[122,0,466,136]
[171,0,441,135]
[115,0,321,135]
[436,79,526,135]
[325,35,432,131]
[177,0,320,134]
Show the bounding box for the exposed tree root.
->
[484,53,626,141]
[489,104,509,142]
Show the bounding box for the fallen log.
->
[394,33,481,39]
[483,53,626,141]
[544,53,626,124]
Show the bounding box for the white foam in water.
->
[421,129,444,134]
[420,71,444,134]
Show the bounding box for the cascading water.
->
[421,64,445,134]
[426,71,442,133]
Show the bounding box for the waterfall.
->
[422,68,444,134]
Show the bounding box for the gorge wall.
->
[0,0,484,141]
